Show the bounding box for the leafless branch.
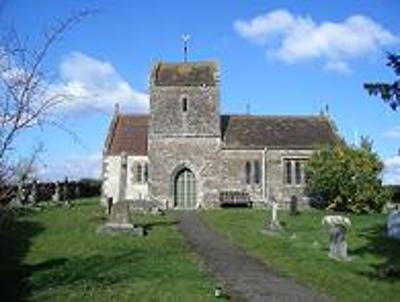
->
[0,9,96,202]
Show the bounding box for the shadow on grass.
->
[352,223,400,281]
[0,210,45,301]
[29,251,151,293]
[143,219,178,230]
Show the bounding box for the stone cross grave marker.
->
[99,200,145,236]
[322,215,351,261]
[264,196,282,233]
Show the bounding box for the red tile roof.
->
[105,114,148,156]
[221,115,340,149]
[104,114,340,155]
[152,62,218,87]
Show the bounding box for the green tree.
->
[305,143,391,213]
[364,52,400,110]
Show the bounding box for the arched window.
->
[285,160,292,185]
[245,161,251,184]
[254,160,260,184]
[295,161,302,184]
[144,163,148,183]
[182,97,188,112]
[136,163,142,183]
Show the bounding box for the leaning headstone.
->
[322,215,351,261]
[387,210,400,240]
[99,200,145,236]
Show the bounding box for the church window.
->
[254,160,260,184]
[295,161,302,184]
[182,97,188,112]
[245,161,251,184]
[136,163,142,183]
[144,163,148,183]
[284,159,308,185]
[285,160,292,185]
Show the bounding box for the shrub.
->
[305,144,392,213]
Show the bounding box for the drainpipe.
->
[262,147,268,202]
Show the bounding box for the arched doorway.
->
[174,168,196,209]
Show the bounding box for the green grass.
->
[0,199,217,301]
[201,209,400,302]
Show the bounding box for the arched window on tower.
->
[182,97,188,112]
[245,161,251,184]
[144,163,149,183]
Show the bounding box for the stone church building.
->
[102,61,339,209]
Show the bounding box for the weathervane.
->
[182,34,190,62]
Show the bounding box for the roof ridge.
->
[118,113,150,117]
[220,114,328,119]
[157,60,218,66]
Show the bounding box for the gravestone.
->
[15,181,25,206]
[289,195,299,215]
[264,196,282,233]
[322,215,351,261]
[28,180,38,204]
[387,210,400,240]
[52,182,61,202]
[118,153,128,201]
[99,200,145,236]
[63,177,72,207]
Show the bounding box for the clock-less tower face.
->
[148,61,222,208]
[149,62,220,138]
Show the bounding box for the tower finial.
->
[325,104,330,116]
[182,34,190,62]
[114,103,120,115]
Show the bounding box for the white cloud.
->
[234,9,399,73]
[51,52,148,114]
[38,152,102,181]
[384,126,400,139]
[383,156,400,185]
[324,61,352,75]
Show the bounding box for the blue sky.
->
[4,0,400,183]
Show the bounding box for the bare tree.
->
[0,10,94,204]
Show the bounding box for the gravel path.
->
[175,211,333,302]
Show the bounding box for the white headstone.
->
[322,215,351,260]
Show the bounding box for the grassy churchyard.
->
[1,198,400,301]
[201,209,400,302]
[0,198,218,301]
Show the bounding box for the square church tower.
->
[148,62,222,208]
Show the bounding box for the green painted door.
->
[174,168,196,208]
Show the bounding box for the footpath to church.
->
[175,211,333,302]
